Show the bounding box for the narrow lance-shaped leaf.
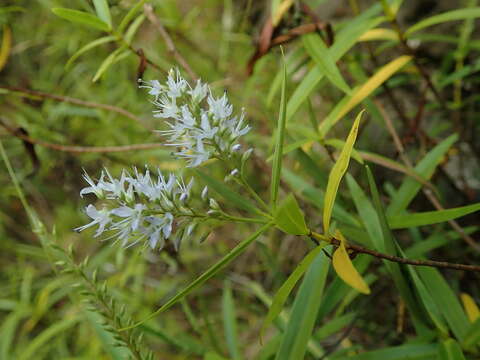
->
[387,202,480,229]
[0,25,12,72]
[318,56,411,138]
[261,244,325,341]
[118,0,147,34]
[332,230,371,294]
[271,50,288,210]
[323,110,364,234]
[461,293,480,323]
[92,47,125,82]
[406,8,480,36]
[222,281,241,360]
[92,0,112,29]
[65,35,116,69]
[51,8,111,32]
[302,33,352,94]
[275,248,330,360]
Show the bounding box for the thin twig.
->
[0,85,144,125]
[311,231,480,272]
[0,118,162,153]
[143,4,198,80]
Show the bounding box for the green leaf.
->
[118,0,147,34]
[222,281,241,360]
[366,165,431,334]
[462,318,480,349]
[194,170,262,216]
[406,8,480,36]
[93,0,112,29]
[302,33,351,94]
[274,193,308,235]
[261,244,325,340]
[388,202,480,229]
[438,339,466,360]
[387,134,458,216]
[285,13,384,122]
[52,8,110,32]
[270,52,288,210]
[124,14,146,44]
[65,35,115,69]
[126,223,272,329]
[283,169,360,227]
[346,174,383,250]
[417,267,469,341]
[333,344,438,360]
[318,56,412,138]
[92,47,125,82]
[18,316,80,360]
[323,110,364,234]
[275,248,330,360]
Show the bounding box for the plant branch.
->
[310,231,480,272]
[0,119,162,153]
[143,4,198,80]
[0,85,145,125]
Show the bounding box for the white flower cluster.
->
[140,69,251,167]
[74,168,197,250]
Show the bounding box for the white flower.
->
[208,92,232,120]
[142,69,251,167]
[79,170,105,198]
[138,79,164,99]
[74,205,111,237]
[75,168,198,250]
[166,69,187,98]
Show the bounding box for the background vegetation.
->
[1,0,480,359]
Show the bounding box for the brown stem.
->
[0,118,162,153]
[311,232,480,273]
[0,85,145,125]
[143,4,198,80]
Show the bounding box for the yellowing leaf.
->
[323,110,364,234]
[332,231,370,294]
[0,25,12,71]
[461,293,480,323]
[358,28,398,42]
[319,56,412,138]
[272,0,294,26]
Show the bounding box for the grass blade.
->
[222,281,241,360]
[270,50,288,210]
[261,244,325,340]
[274,247,330,360]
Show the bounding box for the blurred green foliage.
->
[1,0,480,359]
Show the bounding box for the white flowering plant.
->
[4,2,480,358]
